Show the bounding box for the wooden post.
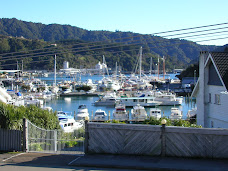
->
[84,120,89,154]
[161,124,166,157]
[23,118,28,152]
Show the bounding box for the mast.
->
[157,55,159,80]
[139,46,142,80]
[150,57,153,75]
[163,56,165,80]
[115,62,118,80]
[54,54,56,86]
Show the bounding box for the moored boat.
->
[93,109,107,120]
[170,107,182,120]
[131,104,147,121]
[57,111,83,132]
[149,108,162,120]
[113,104,128,121]
[77,104,90,120]
[117,96,162,107]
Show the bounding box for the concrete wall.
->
[86,122,228,158]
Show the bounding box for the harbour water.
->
[40,73,196,120]
[45,95,196,120]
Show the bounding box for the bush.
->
[0,102,60,130]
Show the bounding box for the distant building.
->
[63,61,69,69]
[60,61,80,73]
[192,52,228,128]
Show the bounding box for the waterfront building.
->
[192,52,228,128]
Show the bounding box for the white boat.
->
[57,111,83,133]
[149,108,162,120]
[134,90,183,106]
[170,107,182,120]
[117,96,162,107]
[24,95,44,107]
[153,91,183,106]
[113,104,128,121]
[131,104,147,121]
[94,92,118,106]
[62,88,72,94]
[187,107,197,119]
[77,104,90,120]
[93,109,107,120]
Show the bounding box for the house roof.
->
[210,52,228,90]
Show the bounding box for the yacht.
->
[77,104,90,120]
[117,96,162,107]
[149,108,162,120]
[57,111,83,132]
[170,107,182,120]
[113,104,128,121]
[153,91,183,106]
[94,92,118,106]
[131,104,147,121]
[134,90,183,106]
[93,109,107,121]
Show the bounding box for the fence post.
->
[23,118,28,152]
[54,130,57,152]
[108,111,110,121]
[84,120,89,154]
[161,120,166,157]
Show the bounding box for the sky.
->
[0,0,228,46]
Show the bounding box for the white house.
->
[192,51,228,128]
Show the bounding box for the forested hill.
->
[0,18,222,71]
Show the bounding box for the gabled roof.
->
[210,52,228,90]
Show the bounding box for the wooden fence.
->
[0,128,22,151]
[86,122,228,158]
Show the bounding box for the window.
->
[215,94,221,105]
[209,93,211,103]
[211,121,214,128]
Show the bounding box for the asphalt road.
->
[0,153,133,171]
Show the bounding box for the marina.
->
[37,73,195,121]
[0,71,196,122]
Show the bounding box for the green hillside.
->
[0,18,221,71]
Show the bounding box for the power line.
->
[153,22,228,35]
[1,35,227,68]
[1,27,228,62]
[162,26,228,38]
[174,30,228,40]
[0,21,228,57]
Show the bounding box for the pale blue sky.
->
[0,0,228,45]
